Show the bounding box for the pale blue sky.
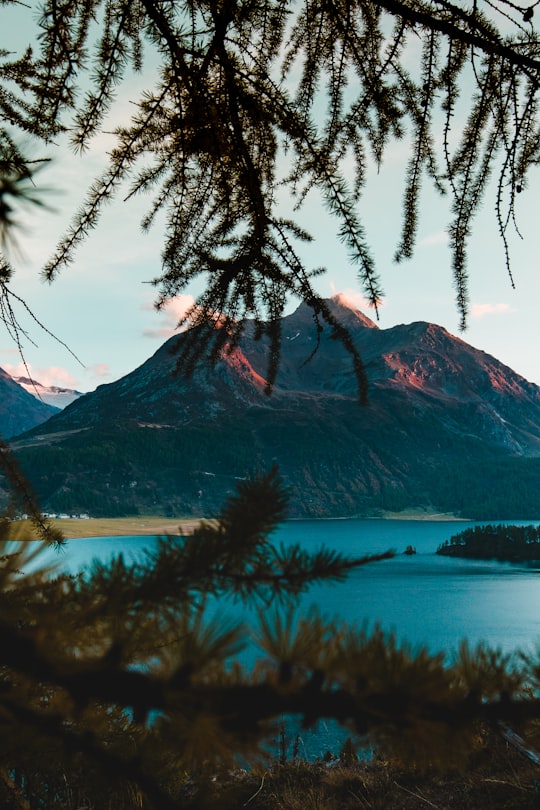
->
[2,3,540,392]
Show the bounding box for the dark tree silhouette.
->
[2,0,540,388]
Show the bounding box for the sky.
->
[2,4,540,394]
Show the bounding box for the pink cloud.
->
[86,363,111,381]
[330,285,380,312]
[470,303,513,319]
[3,362,79,389]
[142,294,196,339]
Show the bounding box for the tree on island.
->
[2,1,540,806]
[439,523,540,561]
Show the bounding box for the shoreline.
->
[18,516,204,540]
[377,510,466,521]
[31,510,467,539]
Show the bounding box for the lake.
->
[54,518,540,759]
[58,517,540,657]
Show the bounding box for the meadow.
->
[21,515,203,539]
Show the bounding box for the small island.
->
[437,523,540,562]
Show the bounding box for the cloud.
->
[418,231,449,247]
[4,362,113,392]
[329,284,380,312]
[0,347,20,357]
[86,363,111,382]
[470,303,513,319]
[3,362,79,389]
[142,294,196,339]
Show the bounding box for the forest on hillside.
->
[10,431,540,520]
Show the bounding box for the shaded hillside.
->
[10,297,540,518]
[0,368,59,439]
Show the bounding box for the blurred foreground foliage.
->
[2,447,540,807]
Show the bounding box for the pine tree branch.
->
[0,438,64,547]
[376,0,540,78]
[2,617,539,750]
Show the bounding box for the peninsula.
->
[437,524,540,562]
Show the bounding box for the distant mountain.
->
[10,296,540,518]
[0,368,59,439]
[13,376,83,409]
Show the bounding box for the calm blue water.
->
[56,518,540,657]
[45,518,540,759]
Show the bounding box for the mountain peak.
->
[12,305,540,519]
[329,293,379,329]
[13,376,83,409]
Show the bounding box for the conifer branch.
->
[0,438,64,547]
[378,0,540,77]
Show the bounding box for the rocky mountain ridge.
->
[13,376,83,409]
[10,297,540,518]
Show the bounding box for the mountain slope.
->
[0,368,60,440]
[10,298,540,518]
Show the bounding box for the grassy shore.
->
[30,510,464,540]
[25,516,204,539]
[379,508,465,521]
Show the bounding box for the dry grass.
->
[204,729,540,809]
[17,515,203,539]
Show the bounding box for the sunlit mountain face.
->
[10,297,540,519]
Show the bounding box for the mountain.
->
[9,296,540,518]
[0,368,60,439]
[13,376,83,409]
